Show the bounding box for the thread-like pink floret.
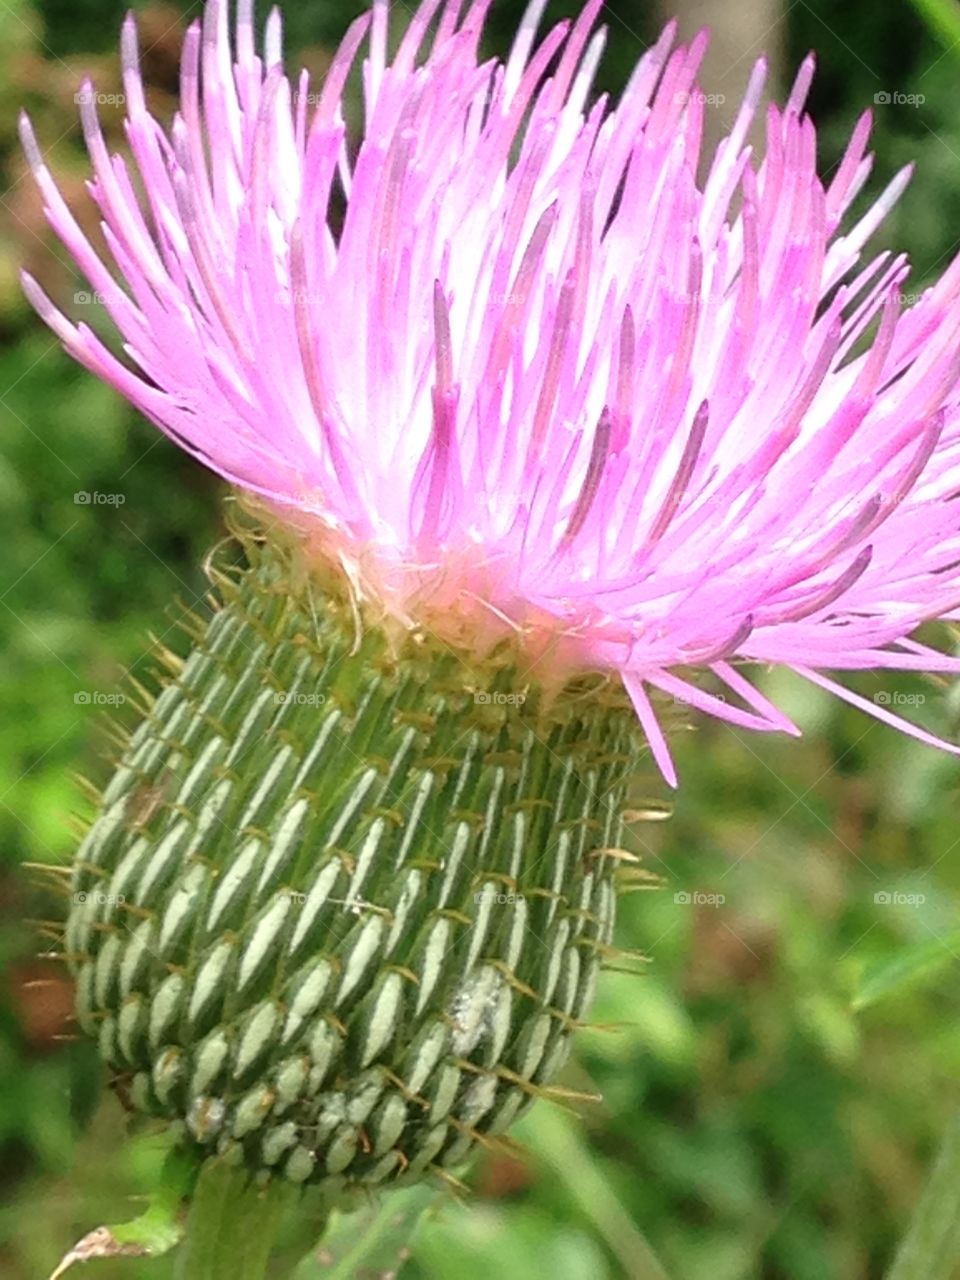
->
[21,0,960,783]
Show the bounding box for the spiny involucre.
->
[20,0,960,783]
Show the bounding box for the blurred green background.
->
[2,1,960,1277]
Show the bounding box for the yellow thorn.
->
[116,902,154,921]
[386,965,421,987]
[621,804,673,824]
[436,908,472,927]
[485,962,539,1002]
[504,798,554,815]
[22,861,73,878]
[600,963,651,978]
[538,1083,603,1105]
[68,774,103,804]
[429,1166,471,1197]
[584,845,643,864]
[446,1118,510,1155]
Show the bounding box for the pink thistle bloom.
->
[20,0,960,785]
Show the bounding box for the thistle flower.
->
[20,0,960,1206]
[21,0,960,789]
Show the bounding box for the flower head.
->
[21,0,960,783]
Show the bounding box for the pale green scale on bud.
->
[67,528,645,1192]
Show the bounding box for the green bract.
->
[66,527,644,1189]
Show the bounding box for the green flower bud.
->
[67,528,644,1190]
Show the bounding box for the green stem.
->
[292,1183,441,1279]
[173,1159,300,1280]
[172,1159,440,1280]
[888,1110,960,1280]
[520,1107,672,1280]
